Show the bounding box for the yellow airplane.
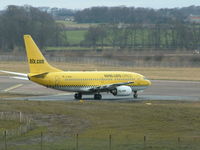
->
[0,35,151,100]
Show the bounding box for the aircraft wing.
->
[89,81,134,92]
[0,70,28,80]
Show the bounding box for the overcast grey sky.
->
[1,0,200,10]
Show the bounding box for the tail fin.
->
[24,35,62,74]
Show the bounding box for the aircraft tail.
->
[24,35,62,74]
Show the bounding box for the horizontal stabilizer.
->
[10,76,29,80]
[0,70,27,77]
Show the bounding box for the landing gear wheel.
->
[94,94,102,100]
[133,91,138,99]
[74,93,82,100]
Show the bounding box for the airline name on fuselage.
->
[30,59,44,64]
[104,74,132,78]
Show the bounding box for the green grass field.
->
[46,46,114,51]
[52,23,185,49]
[52,21,200,52]
[56,20,97,29]
[64,30,87,45]
[0,99,200,149]
[46,46,92,51]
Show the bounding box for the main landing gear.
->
[134,91,138,99]
[74,93,82,100]
[94,93,102,100]
[74,93,102,100]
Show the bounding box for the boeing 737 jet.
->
[0,35,151,100]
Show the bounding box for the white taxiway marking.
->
[54,93,73,96]
[4,84,23,92]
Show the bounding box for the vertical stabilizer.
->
[24,35,61,74]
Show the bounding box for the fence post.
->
[178,137,180,143]
[41,132,43,150]
[4,130,7,150]
[144,136,146,143]
[144,136,146,147]
[76,134,79,150]
[109,134,112,150]
[19,112,22,123]
[178,137,181,146]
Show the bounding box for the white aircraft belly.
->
[52,86,93,92]
[51,85,148,93]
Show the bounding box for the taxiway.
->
[0,76,199,101]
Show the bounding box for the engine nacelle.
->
[111,86,132,96]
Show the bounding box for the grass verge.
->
[0,99,200,149]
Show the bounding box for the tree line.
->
[3,5,200,24]
[1,5,200,52]
[74,6,200,24]
[82,23,200,50]
[0,5,68,51]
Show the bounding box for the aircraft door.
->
[55,76,60,87]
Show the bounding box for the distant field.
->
[1,99,200,149]
[0,61,199,81]
[46,46,113,51]
[46,46,92,51]
[56,20,97,29]
[64,30,87,45]
[55,21,186,49]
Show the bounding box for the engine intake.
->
[111,86,132,96]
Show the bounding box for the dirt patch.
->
[33,113,90,136]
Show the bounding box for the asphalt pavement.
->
[0,76,199,101]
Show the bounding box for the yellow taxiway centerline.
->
[4,84,23,92]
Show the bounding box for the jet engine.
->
[111,86,132,96]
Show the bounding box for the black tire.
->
[133,91,138,99]
[94,94,102,100]
[134,94,138,98]
[74,93,82,100]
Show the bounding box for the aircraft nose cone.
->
[146,79,151,86]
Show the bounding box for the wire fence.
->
[0,54,200,68]
[0,132,200,150]
[0,112,33,137]
[0,111,199,150]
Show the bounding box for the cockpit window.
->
[143,77,148,80]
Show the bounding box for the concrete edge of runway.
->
[2,92,200,102]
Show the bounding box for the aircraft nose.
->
[146,79,151,86]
